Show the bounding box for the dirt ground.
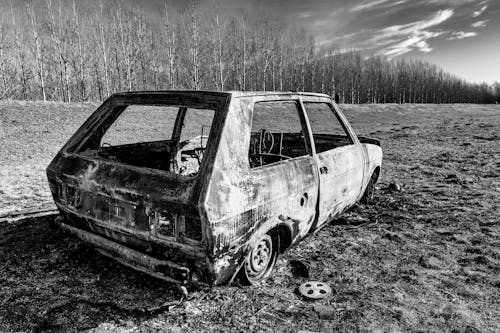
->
[0,101,499,332]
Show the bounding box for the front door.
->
[247,99,320,238]
[302,101,364,229]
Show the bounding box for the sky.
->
[286,0,500,85]
[137,0,499,85]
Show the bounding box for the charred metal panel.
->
[360,143,383,193]
[56,219,191,283]
[315,145,365,228]
[56,205,210,268]
[46,91,235,284]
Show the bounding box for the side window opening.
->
[249,100,309,168]
[303,102,353,153]
[78,104,215,176]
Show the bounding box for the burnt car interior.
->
[77,104,215,176]
[248,100,354,168]
[249,130,308,167]
[248,101,309,168]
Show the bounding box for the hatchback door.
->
[302,101,365,229]
[47,92,228,252]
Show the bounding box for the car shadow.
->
[0,214,182,332]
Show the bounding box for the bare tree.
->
[210,13,228,91]
[72,0,86,101]
[114,3,144,91]
[185,3,203,90]
[45,0,73,102]
[162,1,177,89]
[0,0,498,103]
[26,2,46,101]
[97,0,110,97]
[0,12,14,99]
[234,15,247,90]
[9,4,30,100]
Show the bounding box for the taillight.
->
[157,211,176,238]
[154,211,202,243]
[185,216,202,241]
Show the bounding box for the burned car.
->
[47,91,382,285]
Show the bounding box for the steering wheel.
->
[182,147,204,165]
[260,129,275,153]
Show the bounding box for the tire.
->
[239,232,280,285]
[361,172,377,204]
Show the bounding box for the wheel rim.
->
[245,234,274,282]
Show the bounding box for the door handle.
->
[320,166,328,174]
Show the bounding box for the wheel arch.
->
[268,223,294,254]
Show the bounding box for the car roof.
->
[112,90,331,99]
[227,91,331,98]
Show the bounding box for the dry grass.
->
[0,101,499,332]
[0,101,97,215]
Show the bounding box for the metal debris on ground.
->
[179,285,189,300]
[298,281,332,299]
[387,182,402,191]
[289,260,310,278]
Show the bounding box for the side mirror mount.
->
[334,94,340,104]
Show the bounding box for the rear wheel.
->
[239,233,279,285]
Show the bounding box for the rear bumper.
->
[56,216,191,284]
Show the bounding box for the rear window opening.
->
[77,104,215,176]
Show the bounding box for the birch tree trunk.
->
[27,3,46,101]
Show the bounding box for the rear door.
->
[302,100,364,229]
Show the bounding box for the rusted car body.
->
[46,91,382,285]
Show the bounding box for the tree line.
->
[0,0,498,104]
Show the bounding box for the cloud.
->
[473,5,487,17]
[375,9,454,38]
[471,20,488,27]
[351,0,391,12]
[294,11,314,18]
[351,0,408,12]
[425,0,485,4]
[448,31,478,39]
[382,31,443,56]
[370,9,454,57]
[350,0,409,12]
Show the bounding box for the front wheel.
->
[239,233,279,285]
[361,172,377,204]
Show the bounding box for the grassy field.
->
[0,101,499,332]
